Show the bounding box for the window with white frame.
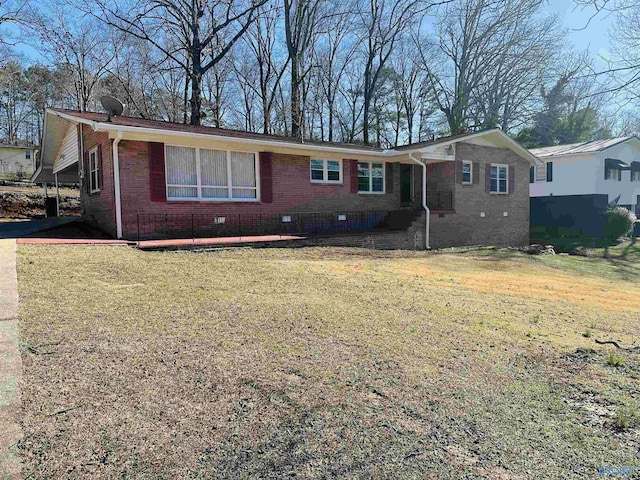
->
[358,162,384,193]
[89,148,99,193]
[310,159,341,183]
[490,164,508,194]
[165,146,258,201]
[632,171,640,182]
[462,160,472,184]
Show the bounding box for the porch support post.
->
[409,153,430,249]
[54,173,60,217]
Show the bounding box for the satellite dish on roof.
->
[100,95,124,122]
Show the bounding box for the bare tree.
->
[240,4,289,134]
[416,0,562,134]
[31,3,118,112]
[283,0,325,138]
[86,0,268,125]
[356,0,438,145]
[313,3,358,141]
[0,0,28,44]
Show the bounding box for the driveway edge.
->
[0,239,22,480]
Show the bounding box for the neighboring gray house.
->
[0,143,37,179]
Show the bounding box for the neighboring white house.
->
[0,143,38,179]
[529,137,640,210]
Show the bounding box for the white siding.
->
[53,124,79,174]
[530,141,640,208]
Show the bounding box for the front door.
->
[400,164,412,207]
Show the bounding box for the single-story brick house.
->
[33,108,540,249]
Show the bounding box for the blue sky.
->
[544,0,614,61]
[5,0,616,65]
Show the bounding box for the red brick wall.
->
[117,141,402,239]
[80,130,116,237]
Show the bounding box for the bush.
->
[604,206,637,240]
[606,353,625,367]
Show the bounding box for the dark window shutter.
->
[97,143,104,190]
[259,151,273,203]
[473,162,480,184]
[509,165,515,194]
[350,160,358,193]
[385,163,393,194]
[456,160,463,184]
[604,164,609,180]
[485,164,491,193]
[149,142,166,202]
[546,162,553,182]
[83,151,89,193]
[618,169,622,181]
[530,166,535,184]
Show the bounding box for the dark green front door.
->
[400,165,412,207]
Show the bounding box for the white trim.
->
[310,158,343,184]
[490,163,508,194]
[461,160,472,185]
[164,145,260,202]
[357,161,385,194]
[46,109,539,164]
[88,147,100,193]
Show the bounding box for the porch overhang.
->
[32,111,80,184]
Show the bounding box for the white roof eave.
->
[46,109,539,165]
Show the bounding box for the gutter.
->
[409,152,430,250]
[113,131,123,239]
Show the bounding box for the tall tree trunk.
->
[291,57,301,137]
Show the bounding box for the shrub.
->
[614,401,639,431]
[604,206,637,240]
[582,330,592,338]
[606,353,625,367]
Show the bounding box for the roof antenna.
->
[100,96,125,122]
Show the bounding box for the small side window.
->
[462,161,472,184]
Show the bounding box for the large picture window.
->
[490,164,508,194]
[166,146,258,201]
[358,162,384,193]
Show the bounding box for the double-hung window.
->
[358,162,384,193]
[165,146,258,201]
[89,147,99,193]
[490,164,508,194]
[310,159,342,183]
[462,161,472,184]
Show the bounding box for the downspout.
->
[409,153,430,249]
[79,123,84,217]
[113,131,123,239]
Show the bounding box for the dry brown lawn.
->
[16,246,640,479]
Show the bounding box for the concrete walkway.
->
[0,239,22,479]
[0,216,78,239]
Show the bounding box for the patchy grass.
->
[16,246,640,478]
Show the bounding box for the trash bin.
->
[45,197,58,217]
